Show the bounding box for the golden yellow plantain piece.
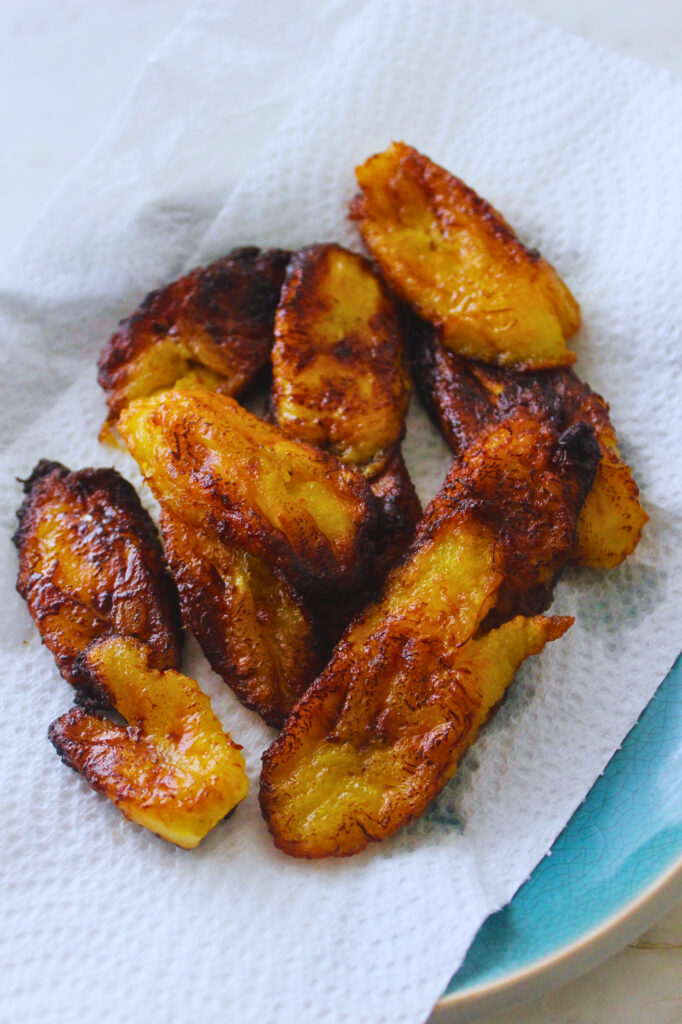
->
[271,243,421,589]
[567,390,648,569]
[271,244,410,476]
[98,247,290,419]
[159,511,320,728]
[119,387,377,594]
[411,329,647,569]
[260,409,598,857]
[49,637,248,849]
[261,608,569,858]
[14,460,181,691]
[351,142,580,369]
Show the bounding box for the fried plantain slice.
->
[271,243,421,589]
[159,511,320,728]
[351,142,580,369]
[14,460,181,690]
[271,244,410,476]
[260,410,597,857]
[260,513,504,857]
[412,329,647,569]
[98,247,290,419]
[49,637,248,849]
[261,611,570,858]
[119,387,378,594]
[564,389,649,569]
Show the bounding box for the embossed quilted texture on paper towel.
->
[0,2,681,1023]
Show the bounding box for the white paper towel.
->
[1,2,681,1022]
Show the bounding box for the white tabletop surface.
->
[1,2,680,1022]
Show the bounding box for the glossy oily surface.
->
[160,510,319,728]
[411,332,648,570]
[260,407,597,859]
[14,459,181,688]
[49,637,249,849]
[119,387,377,593]
[98,247,289,418]
[352,143,580,368]
[272,243,410,474]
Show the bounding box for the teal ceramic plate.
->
[432,654,682,1021]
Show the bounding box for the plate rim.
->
[432,852,682,1019]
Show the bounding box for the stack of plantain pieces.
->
[260,408,600,857]
[115,243,420,727]
[102,246,327,727]
[19,144,648,858]
[118,386,381,725]
[352,142,647,569]
[412,335,648,568]
[14,461,248,849]
[258,143,646,858]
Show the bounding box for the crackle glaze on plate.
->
[433,653,682,1020]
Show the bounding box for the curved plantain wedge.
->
[119,387,378,595]
[159,511,320,728]
[271,243,411,477]
[98,247,290,420]
[412,329,647,569]
[351,142,580,369]
[271,242,421,603]
[49,636,248,850]
[567,390,649,569]
[14,460,181,691]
